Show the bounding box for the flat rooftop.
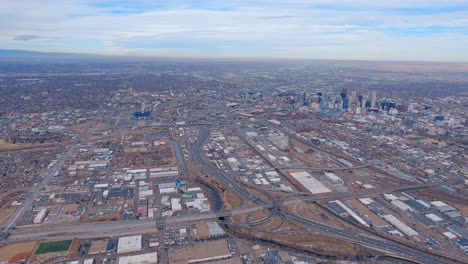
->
[168,239,232,264]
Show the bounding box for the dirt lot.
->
[0,208,15,226]
[453,203,468,216]
[231,226,382,258]
[0,139,66,152]
[223,188,242,210]
[284,202,344,229]
[0,241,38,263]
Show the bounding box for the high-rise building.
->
[343,98,349,109]
[361,98,367,114]
[371,91,376,108]
[297,92,306,106]
[337,97,343,110]
[381,101,396,111]
[239,91,245,100]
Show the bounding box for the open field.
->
[0,241,37,263]
[231,225,380,258]
[0,208,15,226]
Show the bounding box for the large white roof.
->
[289,171,330,194]
[118,252,158,264]
[117,235,142,254]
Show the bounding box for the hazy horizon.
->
[1,1,468,62]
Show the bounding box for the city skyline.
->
[1,0,468,62]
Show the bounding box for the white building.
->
[117,235,142,254]
[324,172,343,184]
[171,198,182,211]
[34,208,48,224]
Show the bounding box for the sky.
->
[1,0,468,62]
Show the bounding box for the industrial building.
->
[34,208,48,224]
[193,221,226,240]
[383,214,418,237]
[169,239,232,263]
[327,200,370,227]
[117,235,142,254]
[323,172,343,184]
[288,170,331,194]
[118,252,158,264]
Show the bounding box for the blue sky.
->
[1,0,468,61]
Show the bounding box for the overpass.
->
[6,180,451,242]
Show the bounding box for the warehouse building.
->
[383,214,418,237]
[324,172,343,184]
[169,239,232,263]
[34,208,48,224]
[288,170,331,194]
[117,235,142,254]
[118,252,158,264]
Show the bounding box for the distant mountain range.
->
[0,49,44,56]
[0,49,103,61]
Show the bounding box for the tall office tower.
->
[239,91,245,100]
[361,98,367,114]
[297,92,306,106]
[337,97,343,110]
[320,93,327,109]
[371,91,377,108]
[351,91,357,103]
[358,95,363,104]
[343,98,349,109]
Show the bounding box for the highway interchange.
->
[2,120,462,264]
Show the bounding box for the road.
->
[1,116,97,231]
[170,139,189,177]
[283,213,453,264]
[191,126,257,202]
[8,220,156,241]
[3,122,460,263]
[191,126,279,225]
[4,180,459,263]
[275,162,379,171]
[6,180,451,242]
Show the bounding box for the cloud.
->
[13,34,42,41]
[257,15,303,20]
[0,1,467,61]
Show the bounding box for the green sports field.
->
[35,240,72,254]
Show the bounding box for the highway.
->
[5,184,461,262]
[278,185,463,264]
[192,127,269,207]
[123,119,262,129]
[170,138,189,177]
[3,122,460,263]
[6,180,454,241]
[8,220,155,241]
[7,205,273,242]
[283,212,450,264]
[275,162,380,171]
[192,126,279,225]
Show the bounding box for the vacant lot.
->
[0,241,37,262]
[0,208,15,226]
[35,240,72,254]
